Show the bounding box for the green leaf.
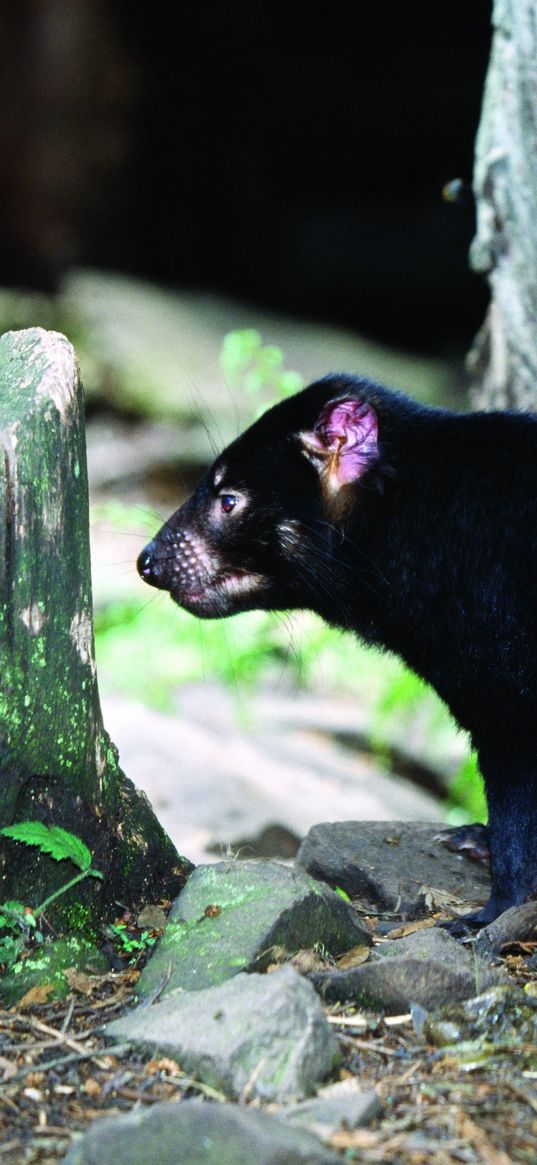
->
[0,899,27,915]
[334,886,351,902]
[0,933,26,969]
[0,822,92,871]
[0,899,30,928]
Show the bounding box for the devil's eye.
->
[219,494,237,514]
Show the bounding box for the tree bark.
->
[0,328,192,930]
[468,0,537,410]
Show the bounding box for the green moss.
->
[60,900,98,938]
[0,329,192,938]
[0,936,108,1005]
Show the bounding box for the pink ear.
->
[300,397,378,489]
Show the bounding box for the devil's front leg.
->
[452,744,537,929]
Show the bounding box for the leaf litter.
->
[1,933,537,1163]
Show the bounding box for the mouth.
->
[138,526,267,616]
[171,569,266,615]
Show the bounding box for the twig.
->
[336,1033,399,1057]
[173,1075,227,1102]
[6,1042,132,1082]
[11,1014,88,1055]
[326,1014,368,1028]
[505,1078,537,1117]
[458,1112,514,1165]
[31,1125,70,1137]
[0,1091,19,1110]
[60,996,75,1034]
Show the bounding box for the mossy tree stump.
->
[0,328,192,933]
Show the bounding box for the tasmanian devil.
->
[137,373,537,927]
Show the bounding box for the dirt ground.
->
[2,928,537,1164]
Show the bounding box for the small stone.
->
[106,965,339,1102]
[136,859,369,999]
[63,1098,342,1165]
[309,926,504,1012]
[281,1077,381,1137]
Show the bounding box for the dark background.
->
[0,1,491,356]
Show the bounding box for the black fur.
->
[138,375,537,927]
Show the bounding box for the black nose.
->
[137,544,161,587]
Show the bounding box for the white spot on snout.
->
[177,529,221,575]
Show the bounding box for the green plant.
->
[0,823,103,968]
[446,753,487,822]
[108,922,158,963]
[220,328,303,407]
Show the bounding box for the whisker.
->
[292,520,389,592]
[270,611,306,684]
[96,589,165,628]
[307,517,391,588]
[93,562,140,574]
[278,540,353,624]
[90,527,156,539]
[183,379,224,458]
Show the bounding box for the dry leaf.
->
[64,967,94,994]
[0,1055,18,1081]
[417,885,468,911]
[83,1078,102,1097]
[290,948,328,974]
[147,1058,182,1075]
[329,1128,380,1150]
[335,943,370,969]
[378,918,436,940]
[18,984,55,1009]
[203,904,222,919]
[25,1071,45,1086]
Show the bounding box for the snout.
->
[137,541,169,590]
[137,524,221,607]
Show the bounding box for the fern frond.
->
[0,822,92,871]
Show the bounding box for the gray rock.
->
[297,821,491,917]
[309,926,504,1013]
[63,1098,342,1165]
[106,965,340,1102]
[281,1077,381,1137]
[136,859,369,998]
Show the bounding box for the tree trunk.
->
[468,0,537,410]
[0,328,192,931]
